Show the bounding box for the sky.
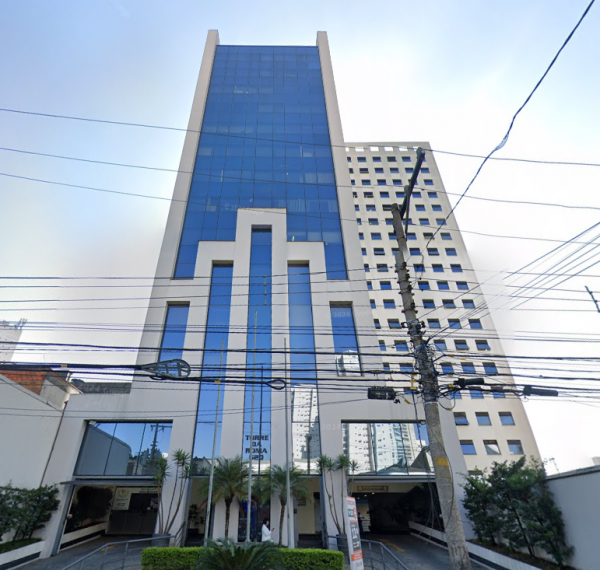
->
[1,0,599,474]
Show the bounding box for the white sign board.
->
[112,488,132,510]
[343,496,364,570]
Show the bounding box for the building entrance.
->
[106,487,159,535]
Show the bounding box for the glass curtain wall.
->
[243,229,272,470]
[174,45,347,280]
[342,422,431,476]
[191,265,234,475]
[158,305,189,361]
[288,265,321,472]
[330,304,361,374]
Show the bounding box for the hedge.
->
[141,546,344,570]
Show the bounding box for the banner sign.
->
[343,496,364,570]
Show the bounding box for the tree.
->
[0,486,17,542]
[12,485,59,540]
[317,455,342,536]
[462,474,501,544]
[257,465,310,546]
[199,456,248,538]
[154,449,191,535]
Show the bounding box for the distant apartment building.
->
[0,318,26,361]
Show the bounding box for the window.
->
[432,204,442,212]
[380,191,390,198]
[492,387,506,399]
[415,204,426,211]
[357,219,363,226]
[462,362,476,374]
[388,319,401,328]
[414,264,425,273]
[419,218,430,226]
[405,168,414,174]
[428,319,441,329]
[476,412,491,426]
[441,363,454,374]
[450,390,462,400]
[469,388,484,399]
[428,249,439,257]
[362,248,367,255]
[364,264,370,273]
[467,320,482,330]
[387,156,397,162]
[377,264,389,272]
[349,168,354,174]
[448,319,461,329]
[375,167,384,174]
[367,281,373,290]
[370,299,376,309]
[383,362,391,372]
[454,413,469,426]
[438,281,450,290]
[455,339,469,350]
[450,264,463,273]
[395,341,409,352]
[410,248,421,255]
[461,440,477,455]
[159,304,190,362]
[413,191,422,198]
[371,233,382,241]
[432,264,444,273]
[351,180,356,186]
[392,248,399,255]
[423,232,434,240]
[508,440,524,455]
[389,233,397,240]
[483,362,498,375]
[366,204,376,211]
[499,412,515,426]
[331,304,361,374]
[457,282,469,291]
[476,339,490,350]
[436,219,447,226]
[382,204,393,212]
[484,440,501,455]
[463,299,475,309]
[443,299,456,308]
[377,180,386,186]
[407,233,417,240]
[357,156,366,163]
[445,248,457,256]
[355,205,360,212]
[434,339,447,350]
[441,232,452,240]
[421,168,430,173]
[75,421,174,476]
[402,156,411,162]
[369,218,379,225]
[380,281,392,290]
[347,157,352,162]
[386,218,393,225]
[395,192,405,200]
[359,233,364,240]
[359,168,369,174]
[400,363,414,374]
[374,248,385,256]
[393,179,403,186]
[362,180,372,186]
[418,281,430,290]
[390,168,399,173]
[428,191,438,198]
[373,156,381,163]
[423,299,435,309]
[379,340,386,351]
[374,319,381,329]
[383,299,396,309]
[424,179,434,186]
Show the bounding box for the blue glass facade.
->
[174,45,347,280]
[192,265,233,475]
[243,229,272,470]
[158,305,189,361]
[288,265,321,470]
[330,304,361,373]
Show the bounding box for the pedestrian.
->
[261,518,273,542]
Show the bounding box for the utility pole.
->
[390,147,472,570]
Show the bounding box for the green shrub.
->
[141,546,344,570]
[202,539,281,570]
[280,549,344,570]
[142,547,206,570]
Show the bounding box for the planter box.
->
[408,522,543,570]
[0,541,45,570]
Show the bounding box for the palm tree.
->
[153,449,191,535]
[317,455,342,535]
[199,455,248,538]
[334,454,352,534]
[257,465,310,546]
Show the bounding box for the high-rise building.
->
[346,142,539,473]
[34,32,540,560]
[0,318,26,361]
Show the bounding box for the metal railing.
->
[62,535,171,570]
[337,536,411,570]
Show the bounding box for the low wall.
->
[408,522,542,570]
[60,522,107,550]
[0,541,45,570]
